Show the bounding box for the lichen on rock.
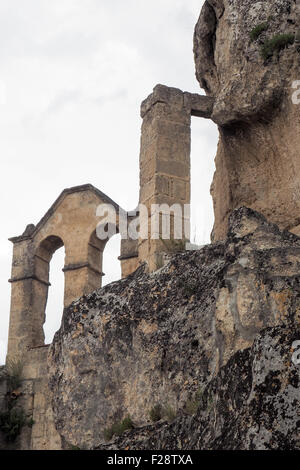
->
[48,207,300,450]
[96,324,299,450]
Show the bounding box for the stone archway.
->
[7,184,139,359]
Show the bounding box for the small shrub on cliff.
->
[163,404,177,422]
[149,404,163,423]
[68,444,81,450]
[185,387,205,415]
[206,395,216,413]
[103,427,114,441]
[0,359,34,443]
[5,357,24,392]
[119,416,134,433]
[0,408,34,442]
[103,415,134,441]
[160,237,188,254]
[261,33,295,60]
[250,22,269,42]
[185,399,199,415]
[295,30,300,51]
[149,403,177,423]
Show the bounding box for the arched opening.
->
[44,246,65,344]
[88,226,121,289]
[190,117,217,245]
[33,235,65,347]
[102,233,122,286]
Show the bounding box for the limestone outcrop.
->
[194,0,300,240]
[98,325,299,450]
[48,208,300,450]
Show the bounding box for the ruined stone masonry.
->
[7,86,212,361]
[1,0,300,450]
[3,86,212,449]
[138,84,213,271]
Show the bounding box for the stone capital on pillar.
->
[140,84,214,120]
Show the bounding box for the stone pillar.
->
[138,84,214,271]
[7,234,47,359]
[63,263,104,307]
[119,212,139,278]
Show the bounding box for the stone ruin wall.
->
[2,0,300,449]
[0,84,211,449]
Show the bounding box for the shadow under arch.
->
[33,235,65,347]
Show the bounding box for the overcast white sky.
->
[0,0,218,364]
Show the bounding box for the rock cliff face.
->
[48,208,300,450]
[194,0,300,240]
[98,325,300,450]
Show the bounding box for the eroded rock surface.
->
[48,208,300,449]
[98,325,300,450]
[194,0,300,240]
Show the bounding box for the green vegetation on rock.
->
[149,404,163,423]
[0,408,34,442]
[163,404,177,422]
[185,387,205,415]
[104,415,134,441]
[5,358,24,392]
[250,22,269,42]
[0,357,34,442]
[261,33,295,60]
[148,403,177,423]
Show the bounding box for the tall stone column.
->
[138,84,214,271]
[7,230,48,359]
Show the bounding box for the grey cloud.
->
[92,88,128,107]
[46,89,82,114]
